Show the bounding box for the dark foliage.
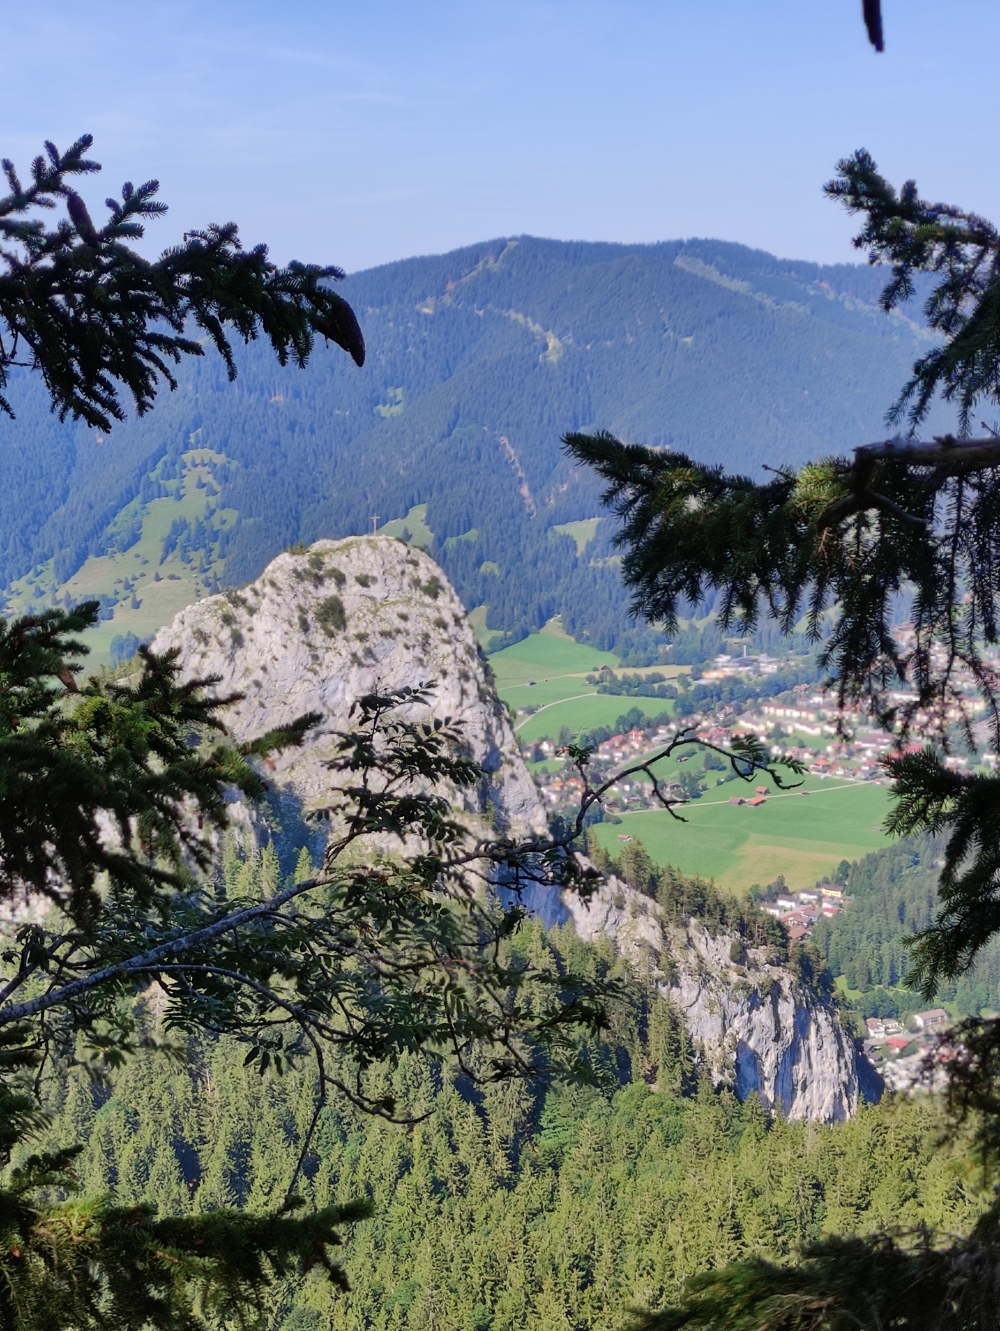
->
[0,601,300,927]
[565,154,1000,1009]
[566,150,1000,1331]
[0,135,364,431]
[0,605,628,1325]
[636,1227,1000,1331]
[0,1150,371,1331]
[827,149,1000,433]
[561,428,992,747]
[863,0,884,51]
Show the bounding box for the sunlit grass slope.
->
[5,450,237,665]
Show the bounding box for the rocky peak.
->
[153,539,870,1122]
[152,536,546,838]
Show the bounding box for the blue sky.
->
[5,1,996,273]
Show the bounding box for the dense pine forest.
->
[43,1033,984,1331]
[23,839,987,1331]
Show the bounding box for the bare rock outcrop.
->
[564,880,862,1123]
[152,539,865,1122]
[152,536,546,838]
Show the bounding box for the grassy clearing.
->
[782,730,830,751]
[467,605,493,646]
[377,503,434,549]
[5,451,237,666]
[505,677,600,708]
[490,629,618,686]
[515,693,674,740]
[551,518,600,556]
[444,527,478,551]
[592,776,893,893]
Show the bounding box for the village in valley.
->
[521,625,999,819]
[511,628,994,1070]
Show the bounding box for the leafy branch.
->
[556,727,802,831]
[0,617,630,1324]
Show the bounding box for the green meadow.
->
[592,775,894,893]
[490,623,682,739]
[489,622,619,683]
[515,693,675,741]
[5,450,237,665]
[377,503,435,550]
[551,517,601,556]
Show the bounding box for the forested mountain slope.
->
[0,236,949,651]
[35,907,986,1331]
[812,837,1000,1021]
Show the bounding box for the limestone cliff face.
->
[564,881,862,1123]
[152,539,863,1122]
[152,536,546,839]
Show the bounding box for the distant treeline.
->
[587,656,824,704]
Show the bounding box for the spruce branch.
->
[0,135,364,430]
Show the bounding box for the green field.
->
[377,503,434,550]
[516,693,676,741]
[592,776,894,893]
[551,518,600,556]
[5,450,237,665]
[490,622,619,682]
[494,628,900,888]
[491,623,659,740]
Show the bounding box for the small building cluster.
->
[757,883,846,940]
[863,1008,952,1071]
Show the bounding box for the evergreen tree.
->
[0,135,364,430]
[567,149,1000,994]
[0,613,626,1326]
[29,921,988,1331]
[566,150,1000,1329]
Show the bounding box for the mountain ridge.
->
[1,234,953,657]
